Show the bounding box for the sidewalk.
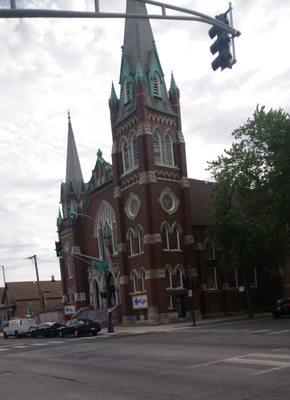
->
[109,312,272,336]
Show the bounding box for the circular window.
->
[162,194,174,212]
[125,193,141,220]
[129,198,139,216]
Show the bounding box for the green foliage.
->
[208,106,290,273]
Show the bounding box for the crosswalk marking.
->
[266,330,290,335]
[0,348,9,351]
[13,345,29,348]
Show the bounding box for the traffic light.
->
[208,13,233,71]
[55,241,62,257]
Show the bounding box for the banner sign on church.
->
[132,294,148,310]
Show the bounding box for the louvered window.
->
[122,139,130,172]
[153,72,161,97]
[124,79,131,104]
[131,135,139,167]
[164,134,174,166]
[153,131,162,164]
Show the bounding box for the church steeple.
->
[122,0,155,75]
[115,0,175,125]
[65,111,83,188]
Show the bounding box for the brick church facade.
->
[56,1,284,324]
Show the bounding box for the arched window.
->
[67,260,73,279]
[153,131,162,164]
[140,269,146,292]
[153,72,161,97]
[171,224,181,250]
[96,203,117,258]
[161,222,170,250]
[121,138,130,173]
[164,134,174,166]
[176,268,183,288]
[124,78,132,104]
[131,134,139,168]
[127,229,134,256]
[131,271,138,292]
[136,226,144,253]
[205,241,215,260]
[165,269,172,288]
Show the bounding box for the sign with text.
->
[64,305,76,315]
[92,260,109,271]
[132,294,148,310]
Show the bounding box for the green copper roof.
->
[134,62,145,83]
[109,82,118,106]
[169,72,179,96]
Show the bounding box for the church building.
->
[56,0,281,324]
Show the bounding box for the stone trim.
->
[180,177,190,188]
[137,123,152,136]
[114,186,122,199]
[139,171,157,185]
[112,141,118,154]
[177,130,185,143]
[71,246,81,254]
[118,243,126,252]
[184,234,194,245]
[119,275,129,285]
[145,269,166,279]
[143,233,162,244]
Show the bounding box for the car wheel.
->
[15,331,21,338]
[273,314,281,319]
[74,330,80,337]
[3,332,8,339]
[59,331,64,338]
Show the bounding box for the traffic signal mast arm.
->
[1,0,241,38]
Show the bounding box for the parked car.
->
[272,298,290,318]
[58,318,101,338]
[29,322,65,338]
[3,317,37,339]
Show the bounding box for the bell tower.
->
[109,0,195,323]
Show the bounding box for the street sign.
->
[188,290,193,298]
[92,260,109,271]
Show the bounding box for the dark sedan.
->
[272,298,290,318]
[58,318,101,338]
[30,322,65,338]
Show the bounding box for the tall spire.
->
[123,0,155,73]
[65,111,83,186]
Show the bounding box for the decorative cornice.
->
[143,233,162,244]
[139,171,157,185]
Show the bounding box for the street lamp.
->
[76,212,115,333]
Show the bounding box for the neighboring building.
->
[56,0,283,323]
[2,280,62,319]
[0,287,8,328]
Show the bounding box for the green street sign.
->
[92,260,109,271]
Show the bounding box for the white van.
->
[3,317,37,339]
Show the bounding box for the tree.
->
[208,106,290,317]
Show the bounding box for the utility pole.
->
[1,265,9,321]
[27,255,45,313]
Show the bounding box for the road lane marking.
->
[266,330,290,335]
[0,348,10,351]
[12,345,29,349]
[248,329,272,334]
[31,343,48,346]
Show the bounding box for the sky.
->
[0,0,290,285]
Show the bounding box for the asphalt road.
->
[0,317,290,400]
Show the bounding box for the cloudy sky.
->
[0,0,289,284]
